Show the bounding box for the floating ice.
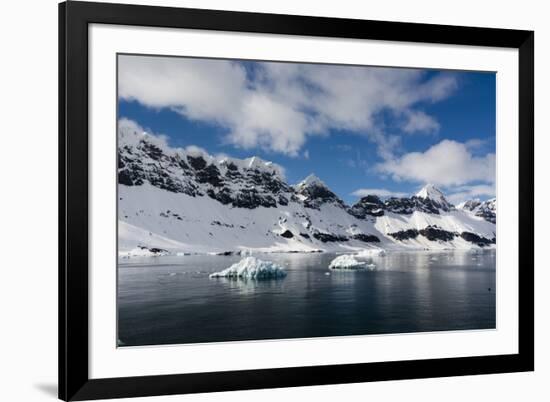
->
[329,254,375,270]
[209,256,287,279]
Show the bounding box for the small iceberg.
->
[209,256,287,280]
[329,254,375,270]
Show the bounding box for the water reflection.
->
[212,276,287,296]
[118,249,496,346]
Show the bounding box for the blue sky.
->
[118,55,496,205]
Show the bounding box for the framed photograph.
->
[59,1,534,400]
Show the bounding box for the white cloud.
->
[119,55,458,156]
[183,145,209,157]
[303,149,310,160]
[464,138,487,150]
[351,188,407,198]
[402,110,440,134]
[377,140,495,187]
[118,117,171,149]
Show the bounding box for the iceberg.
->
[209,256,287,279]
[329,254,375,270]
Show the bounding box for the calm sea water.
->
[117,250,496,347]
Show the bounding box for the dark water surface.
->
[118,250,496,346]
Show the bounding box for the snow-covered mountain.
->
[457,198,496,224]
[118,126,496,255]
[415,183,453,211]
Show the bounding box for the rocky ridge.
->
[117,126,497,253]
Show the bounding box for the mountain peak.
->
[416,183,442,197]
[415,184,452,209]
[242,156,284,177]
[457,199,481,211]
[416,184,444,200]
[297,174,326,189]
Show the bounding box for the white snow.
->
[355,249,387,257]
[118,183,495,254]
[209,256,287,279]
[458,198,496,215]
[416,184,451,208]
[295,174,327,189]
[457,199,481,211]
[117,130,496,255]
[118,245,169,258]
[329,254,375,270]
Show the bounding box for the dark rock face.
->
[476,210,496,224]
[299,184,344,210]
[187,155,207,170]
[118,142,197,195]
[352,233,381,243]
[226,162,238,171]
[278,195,289,206]
[460,199,482,211]
[174,155,190,171]
[388,229,419,241]
[460,232,495,246]
[389,226,457,242]
[142,142,164,161]
[118,169,134,186]
[385,196,441,214]
[250,170,287,194]
[411,196,444,214]
[312,232,348,243]
[350,194,445,218]
[207,188,232,205]
[224,167,242,180]
[418,226,456,242]
[118,138,295,209]
[459,198,496,224]
[349,195,385,218]
[195,164,223,187]
[137,245,167,255]
[384,197,416,214]
[475,200,496,224]
[232,189,277,209]
[388,225,495,246]
[280,230,294,239]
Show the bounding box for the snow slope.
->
[117,127,496,254]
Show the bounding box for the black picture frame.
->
[59,1,534,400]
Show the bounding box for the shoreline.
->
[118,245,496,260]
